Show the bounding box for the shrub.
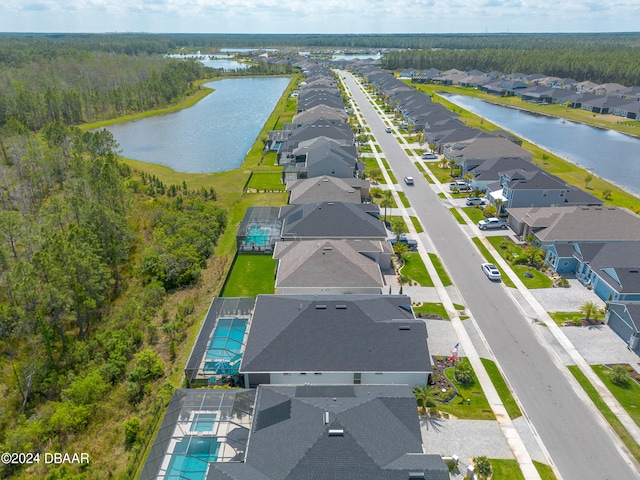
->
[610,365,630,387]
[454,360,473,385]
[123,417,141,450]
[473,456,492,479]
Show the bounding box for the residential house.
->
[287,176,370,204]
[488,168,602,210]
[281,137,359,182]
[273,239,390,294]
[606,303,640,355]
[212,385,449,480]
[240,295,431,387]
[506,206,640,247]
[279,202,387,241]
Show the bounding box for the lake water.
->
[105,77,290,173]
[445,94,640,198]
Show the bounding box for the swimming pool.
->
[244,226,272,247]
[165,438,219,480]
[204,318,247,375]
[191,413,217,433]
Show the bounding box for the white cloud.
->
[1,0,640,33]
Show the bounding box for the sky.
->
[1,0,639,34]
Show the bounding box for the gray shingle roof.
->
[273,239,385,290]
[287,176,368,204]
[279,202,386,240]
[240,295,429,373]
[207,385,448,480]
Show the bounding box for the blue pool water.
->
[166,438,219,480]
[191,413,217,432]
[204,318,248,375]
[244,226,271,247]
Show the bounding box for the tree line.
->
[0,122,225,478]
[0,51,217,130]
[382,46,640,86]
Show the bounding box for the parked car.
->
[421,152,437,160]
[466,197,486,206]
[481,263,501,281]
[388,237,418,250]
[477,217,509,230]
[449,180,467,188]
[404,176,414,185]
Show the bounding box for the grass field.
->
[481,358,522,419]
[449,208,466,224]
[401,252,434,287]
[486,236,553,289]
[592,365,640,429]
[410,216,424,233]
[246,172,286,191]
[428,253,452,286]
[397,191,411,207]
[471,237,517,288]
[437,358,494,420]
[568,365,640,464]
[221,254,276,296]
[412,302,448,319]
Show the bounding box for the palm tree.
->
[493,198,504,217]
[580,301,599,323]
[379,190,393,222]
[463,173,474,188]
[413,384,435,415]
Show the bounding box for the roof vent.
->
[399,325,411,331]
[315,304,327,309]
[328,429,344,436]
[323,412,330,425]
[323,247,332,251]
[630,270,639,273]
[336,305,347,309]
[408,473,426,480]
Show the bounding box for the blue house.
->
[605,302,640,355]
[549,241,640,303]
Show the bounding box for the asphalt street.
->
[341,71,640,480]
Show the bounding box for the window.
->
[542,190,548,197]
[353,373,362,385]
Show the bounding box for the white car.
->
[481,263,501,281]
[421,152,437,160]
[404,176,414,185]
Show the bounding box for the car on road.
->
[385,127,392,133]
[421,152,437,159]
[477,217,509,230]
[465,197,486,206]
[481,263,501,281]
[404,176,414,185]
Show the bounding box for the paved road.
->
[341,72,639,480]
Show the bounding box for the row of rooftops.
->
[143,62,448,480]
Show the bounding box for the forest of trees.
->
[0,122,225,478]
[382,46,640,86]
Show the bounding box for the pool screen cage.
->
[236,206,282,253]
[139,388,256,480]
[185,297,256,385]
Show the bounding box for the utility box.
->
[466,464,476,479]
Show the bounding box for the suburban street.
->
[341,71,640,480]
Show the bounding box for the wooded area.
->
[0,121,225,478]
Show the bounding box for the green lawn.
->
[486,236,552,288]
[401,252,434,287]
[490,459,524,479]
[462,206,485,224]
[246,172,285,191]
[423,173,435,184]
[413,302,449,320]
[471,237,516,288]
[481,358,522,419]
[534,461,559,480]
[415,162,426,173]
[568,365,640,464]
[380,157,397,183]
[410,216,424,233]
[436,358,494,420]
[548,311,605,327]
[428,253,452,286]
[592,365,640,428]
[449,208,466,224]
[221,254,276,297]
[397,191,411,208]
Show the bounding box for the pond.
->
[104,77,290,173]
[445,94,640,198]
